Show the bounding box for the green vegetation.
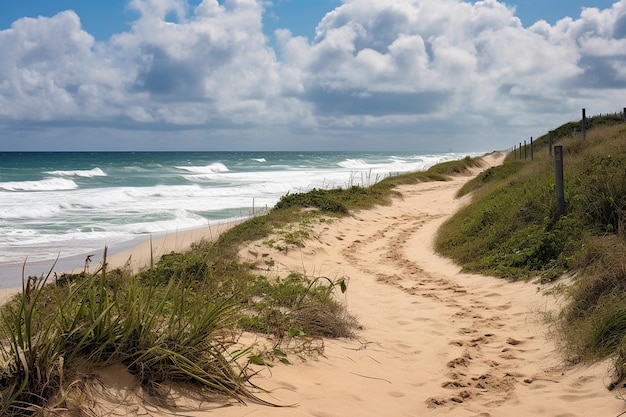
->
[0,154,483,415]
[0,262,267,416]
[435,116,626,387]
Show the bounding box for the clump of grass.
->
[0,257,264,415]
[559,236,626,363]
[0,273,63,416]
[241,273,354,340]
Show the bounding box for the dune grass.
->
[0,263,266,415]
[435,116,626,386]
[437,120,626,280]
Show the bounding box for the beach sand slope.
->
[214,153,623,417]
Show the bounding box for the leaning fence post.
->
[623,107,626,122]
[530,137,533,161]
[555,146,565,217]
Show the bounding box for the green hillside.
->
[436,114,626,388]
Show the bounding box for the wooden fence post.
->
[555,146,565,217]
[582,108,587,140]
[549,132,553,157]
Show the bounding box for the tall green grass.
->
[435,117,626,387]
[0,261,264,415]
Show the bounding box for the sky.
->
[0,0,624,152]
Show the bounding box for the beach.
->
[59,152,625,417]
[0,151,473,269]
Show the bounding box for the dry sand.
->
[206,152,623,417]
[105,221,240,273]
[7,153,626,416]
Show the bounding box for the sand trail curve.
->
[226,154,623,417]
[105,154,624,417]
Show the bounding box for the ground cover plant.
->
[435,116,626,386]
[0,155,484,415]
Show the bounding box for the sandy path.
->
[204,153,623,417]
[46,154,626,416]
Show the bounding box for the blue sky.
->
[0,1,339,41]
[0,1,617,40]
[0,0,624,151]
[0,0,613,40]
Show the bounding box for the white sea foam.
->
[252,158,266,163]
[45,167,107,177]
[337,159,370,169]
[181,174,225,183]
[0,178,78,191]
[0,204,63,220]
[175,163,229,174]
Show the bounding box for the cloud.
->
[132,44,206,97]
[0,11,110,119]
[1,0,626,151]
[306,87,450,116]
[110,0,289,124]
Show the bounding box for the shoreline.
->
[0,220,241,291]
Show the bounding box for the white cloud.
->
[0,0,625,151]
[0,11,107,119]
[111,0,287,123]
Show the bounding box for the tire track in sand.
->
[341,209,534,410]
[235,157,622,416]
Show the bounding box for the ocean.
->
[0,151,476,283]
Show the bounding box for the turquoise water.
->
[0,151,476,267]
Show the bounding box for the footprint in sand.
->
[506,337,523,346]
[495,302,512,311]
[442,380,469,389]
[483,292,502,298]
[447,355,471,368]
